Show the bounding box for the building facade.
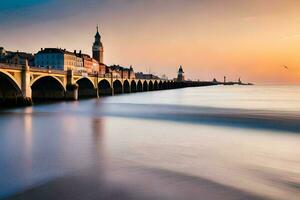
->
[0,47,34,66]
[107,65,136,79]
[135,72,159,80]
[82,54,93,74]
[35,48,83,72]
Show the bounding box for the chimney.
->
[41,48,43,51]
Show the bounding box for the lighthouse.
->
[177,65,185,82]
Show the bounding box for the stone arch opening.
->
[137,80,143,92]
[154,80,159,90]
[170,81,175,89]
[131,80,137,93]
[158,81,163,90]
[113,80,123,95]
[123,80,130,93]
[98,79,111,96]
[0,71,24,106]
[149,81,154,91]
[167,81,171,89]
[76,78,96,99]
[31,76,65,101]
[162,81,168,90]
[143,81,148,92]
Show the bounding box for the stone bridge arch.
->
[113,79,123,95]
[162,81,168,89]
[131,80,137,93]
[149,80,154,91]
[137,80,143,92]
[158,81,163,90]
[76,77,97,98]
[31,75,65,90]
[143,80,148,92]
[123,79,130,93]
[31,76,66,101]
[0,71,23,106]
[98,79,112,96]
[154,80,159,90]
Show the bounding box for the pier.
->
[0,63,217,107]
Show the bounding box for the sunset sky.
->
[1,0,300,84]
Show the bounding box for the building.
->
[0,47,7,61]
[177,65,185,82]
[74,50,86,73]
[92,58,100,74]
[81,54,93,74]
[135,72,159,80]
[128,66,136,79]
[92,26,104,65]
[35,48,83,72]
[92,26,107,76]
[107,65,136,79]
[0,47,34,66]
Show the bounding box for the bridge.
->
[0,62,180,106]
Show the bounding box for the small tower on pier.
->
[177,65,185,82]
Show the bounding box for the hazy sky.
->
[1,0,300,84]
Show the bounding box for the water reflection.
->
[23,109,33,185]
[0,86,300,200]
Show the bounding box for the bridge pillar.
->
[65,70,78,101]
[96,76,100,98]
[122,79,125,94]
[21,60,32,105]
[67,69,74,85]
[110,73,114,96]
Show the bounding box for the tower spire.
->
[93,26,104,64]
[94,25,101,41]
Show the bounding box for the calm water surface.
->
[0,85,299,200]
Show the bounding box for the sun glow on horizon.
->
[1,0,300,84]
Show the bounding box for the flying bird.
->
[283,65,289,70]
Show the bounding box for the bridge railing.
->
[84,73,137,79]
[30,67,67,75]
[0,63,171,82]
[0,63,23,70]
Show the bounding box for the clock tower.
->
[92,26,104,64]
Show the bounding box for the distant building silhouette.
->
[107,64,135,79]
[135,72,159,80]
[0,47,34,66]
[177,65,185,82]
[238,78,242,84]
